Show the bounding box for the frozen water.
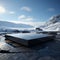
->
[6,33,52,40]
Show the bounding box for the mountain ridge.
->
[0,21,33,29]
[43,14,60,31]
[37,14,60,31]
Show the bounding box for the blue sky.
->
[0,0,60,26]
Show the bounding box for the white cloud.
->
[18,15,33,21]
[2,17,45,27]
[26,17,33,21]
[9,11,15,14]
[28,22,45,27]
[8,21,45,27]
[18,15,45,27]
[48,8,55,11]
[21,6,31,12]
[18,15,26,19]
[0,6,6,13]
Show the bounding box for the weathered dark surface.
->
[0,34,60,60]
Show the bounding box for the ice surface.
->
[6,33,51,40]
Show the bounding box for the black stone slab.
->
[5,33,54,47]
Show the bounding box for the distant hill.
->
[0,21,33,29]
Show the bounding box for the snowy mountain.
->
[45,15,60,26]
[0,21,33,32]
[0,21,33,29]
[37,15,60,31]
[43,15,60,31]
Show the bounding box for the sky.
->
[0,0,60,27]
